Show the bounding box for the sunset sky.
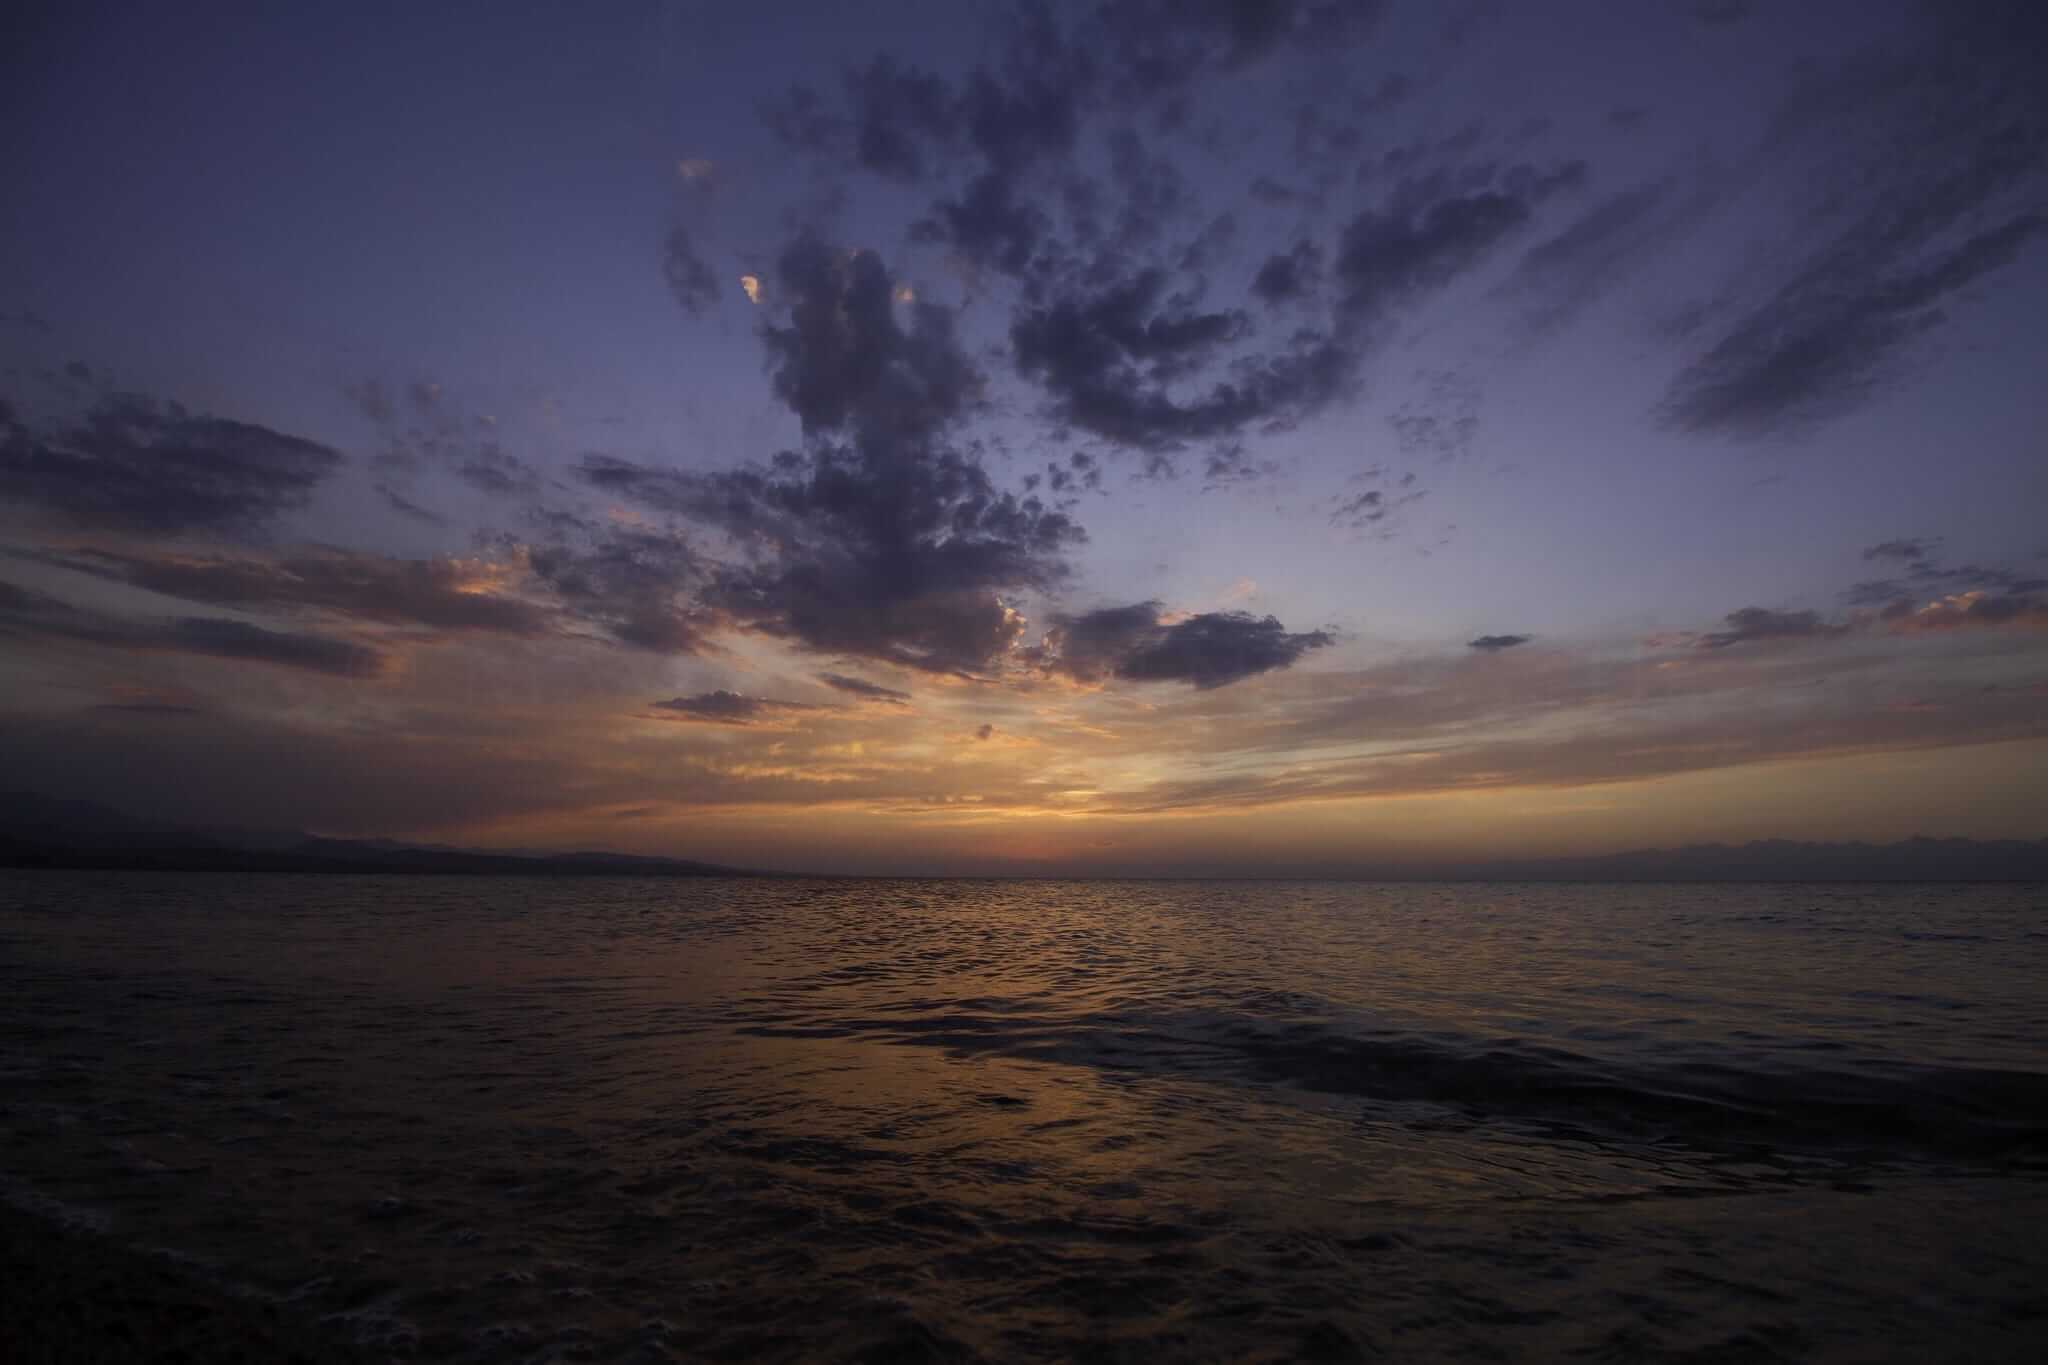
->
[3,0,2045,874]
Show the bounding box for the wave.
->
[735,992,2048,1161]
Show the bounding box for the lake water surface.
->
[2,873,2044,1361]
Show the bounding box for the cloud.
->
[650,691,820,725]
[520,521,709,654]
[1653,574,2047,649]
[1884,590,2048,634]
[1691,0,1752,26]
[1334,165,1586,325]
[1659,10,2048,436]
[819,672,911,703]
[662,225,720,316]
[1016,317,1352,455]
[841,56,958,181]
[1843,543,2048,618]
[763,236,982,442]
[1675,607,1852,650]
[344,379,396,425]
[0,392,344,537]
[579,237,1080,675]
[1004,160,1580,461]
[1018,155,1581,463]
[1328,472,1424,531]
[155,617,383,675]
[1506,182,1675,331]
[772,1,1385,195]
[581,442,1078,672]
[1118,611,1333,687]
[1035,601,1331,689]
[1007,268,1299,449]
[33,546,554,637]
[454,445,539,498]
[1661,215,2044,435]
[1387,370,1481,462]
[1027,450,1103,498]
[1864,537,1939,564]
[375,483,449,526]
[0,579,383,676]
[755,3,1424,470]
[1092,1,1385,97]
[343,376,536,494]
[1468,633,1532,651]
[1094,678,2048,815]
[750,0,1601,500]
[1250,240,1322,304]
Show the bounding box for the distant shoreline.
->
[3,858,2044,884]
[0,846,770,879]
[7,793,2045,882]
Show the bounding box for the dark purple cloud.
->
[1663,215,2044,436]
[0,392,343,538]
[763,235,982,443]
[661,225,720,316]
[1036,601,1331,689]
[1864,537,1940,564]
[375,483,449,527]
[577,236,1080,674]
[819,673,912,703]
[650,691,820,725]
[1687,607,1852,650]
[1251,240,1322,304]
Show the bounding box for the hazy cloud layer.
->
[1,393,343,537]
[35,546,554,637]
[519,521,708,655]
[1660,8,2047,436]
[0,578,382,676]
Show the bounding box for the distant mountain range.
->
[0,792,762,878]
[1458,838,2048,883]
[2,792,2044,880]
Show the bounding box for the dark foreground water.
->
[2,874,2045,1362]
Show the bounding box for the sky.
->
[2,0,2045,875]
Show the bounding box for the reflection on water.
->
[1,873,2044,1360]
